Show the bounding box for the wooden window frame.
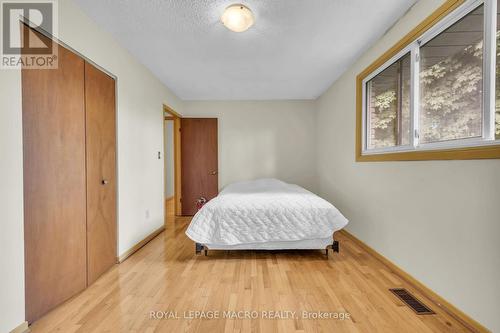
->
[356,0,500,161]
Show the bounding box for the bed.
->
[185,178,348,256]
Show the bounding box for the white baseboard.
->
[10,321,29,333]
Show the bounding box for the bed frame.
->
[195,240,340,257]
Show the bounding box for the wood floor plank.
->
[29,216,473,333]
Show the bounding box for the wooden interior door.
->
[85,62,117,285]
[22,32,87,323]
[181,118,218,215]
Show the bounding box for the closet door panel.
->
[85,62,117,285]
[22,33,87,323]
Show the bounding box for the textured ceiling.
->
[73,0,417,100]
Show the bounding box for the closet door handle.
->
[101,179,109,185]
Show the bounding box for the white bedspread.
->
[185,179,348,245]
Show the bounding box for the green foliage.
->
[419,40,483,143]
[369,58,411,148]
[373,90,397,130]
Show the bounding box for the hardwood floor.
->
[30,216,471,333]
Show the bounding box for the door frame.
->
[163,104,182,218]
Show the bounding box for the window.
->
[366,53,411,149]
[419,5,484,144]
[358,0,500,160]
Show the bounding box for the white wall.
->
[315,0,500,331]
[164,120,175,198]
[0,70,25,333]
[0,0,184,331]
[183,101,317,191]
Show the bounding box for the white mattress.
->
[186,179,348,249]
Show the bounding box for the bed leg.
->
[332,240,339,253]
[195,243,203,255]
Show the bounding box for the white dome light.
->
[221,4,254,33]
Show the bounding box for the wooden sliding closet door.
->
[22,36,87,323]
[84,62,117,285]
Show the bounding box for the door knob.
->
[210,171,218,175]
[101,179,109,185]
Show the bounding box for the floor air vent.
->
[389,288,435,315]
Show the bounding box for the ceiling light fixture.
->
[221,4,254,32]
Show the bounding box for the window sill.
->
[356,144,500,162]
